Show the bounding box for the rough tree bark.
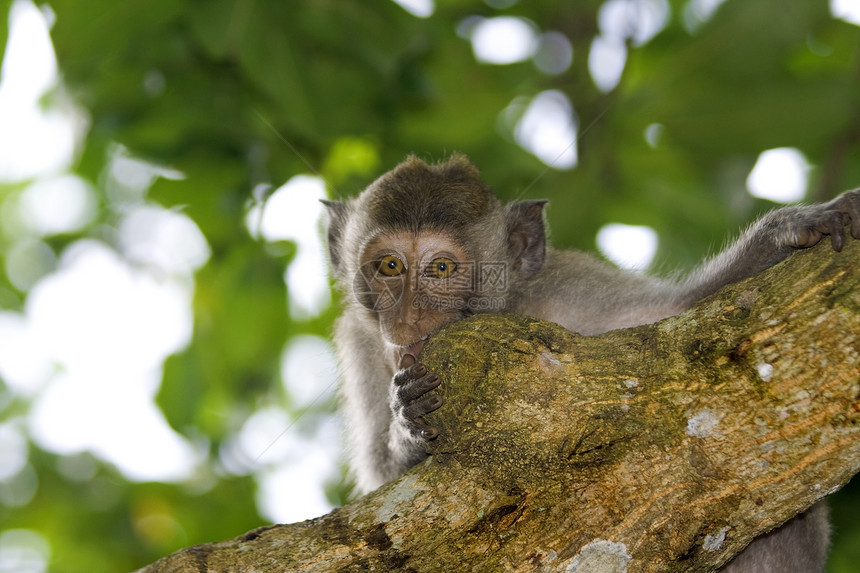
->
[138,240,860,573]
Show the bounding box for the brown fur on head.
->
[362,154,501,233]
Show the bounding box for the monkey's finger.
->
[821,211,846,252]
[398,353,417,370]
[402,394,443,420]
[398,373,440,402]
[830,189,860,232]
[851,213,860,240]
[393,362,427,386]
[794,227,821,249]
[844,193,860,238]
[410,418,438,440]
[831,229,845,252]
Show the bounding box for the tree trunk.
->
[137,241,860,573]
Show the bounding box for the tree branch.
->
[137,241,860,573]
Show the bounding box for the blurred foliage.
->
[0,0,859,571]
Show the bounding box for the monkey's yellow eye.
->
[378,255,405,276]
[429,257,456,279]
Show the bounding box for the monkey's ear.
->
[320,199,349,271]
[505,200,548,279]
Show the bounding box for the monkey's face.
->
[355,230,477,362]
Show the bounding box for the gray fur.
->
[324,155,860,571]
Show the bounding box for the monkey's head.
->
[323,154,547,363]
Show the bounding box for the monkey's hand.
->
[787,189,860,251]
[390,354,443,441]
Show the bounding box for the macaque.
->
[323,154,859,572]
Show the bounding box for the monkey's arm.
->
[334,311,440,493]
[515,250,688,335]
[517,190,860,336]
[680,189,860,305]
